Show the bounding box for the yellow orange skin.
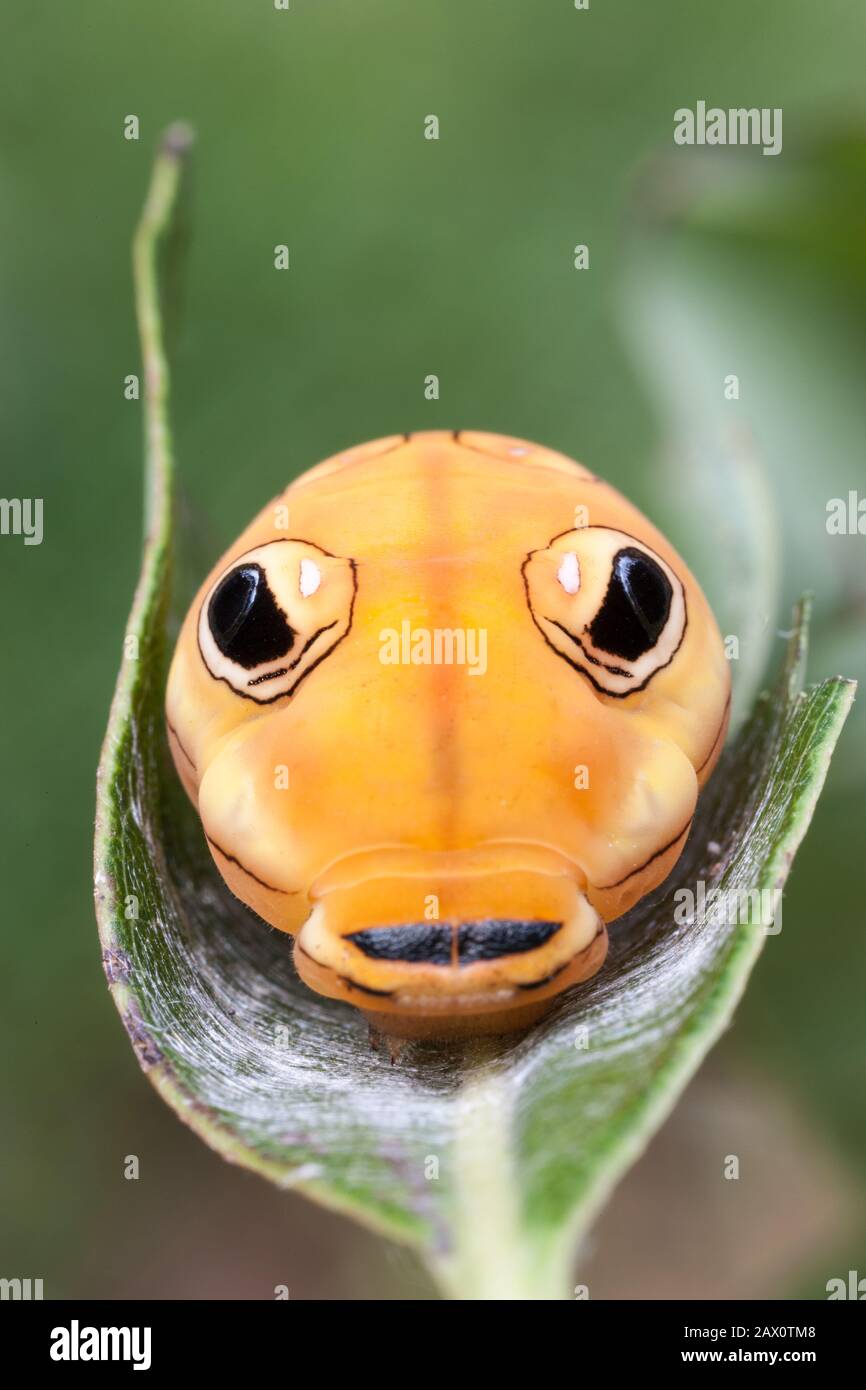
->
[166,432,730,1038]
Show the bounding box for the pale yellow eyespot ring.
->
[197,538,356,704]
[523,526,687,697]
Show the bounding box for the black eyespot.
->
[208,564,295,669]
[588,547,672,661]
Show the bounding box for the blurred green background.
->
[1,0,864,1298]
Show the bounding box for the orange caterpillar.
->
[166,432,730,1037]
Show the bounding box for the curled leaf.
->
[94,131,855,1300]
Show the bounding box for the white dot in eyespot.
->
[557,551,580,595]
[299,558,321,597]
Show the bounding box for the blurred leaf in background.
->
[619,131,866,1289]
[623,136,866,743]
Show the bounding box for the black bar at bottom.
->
[2,1297,862,1372]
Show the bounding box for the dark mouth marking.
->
[205,834,297,895]
[246,621,338,686]
[696,690,732,775]
[347,918,562,966]
[166,719,196,773]
[596,817,694,891]
[458,918,562,963]
[520,526,688,700]
[348,923,453,964]
[544,618,632,678]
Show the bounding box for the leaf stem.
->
[442,1060,563,1299]
[132,122,194,538]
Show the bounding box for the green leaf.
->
[94,131,855,1301]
